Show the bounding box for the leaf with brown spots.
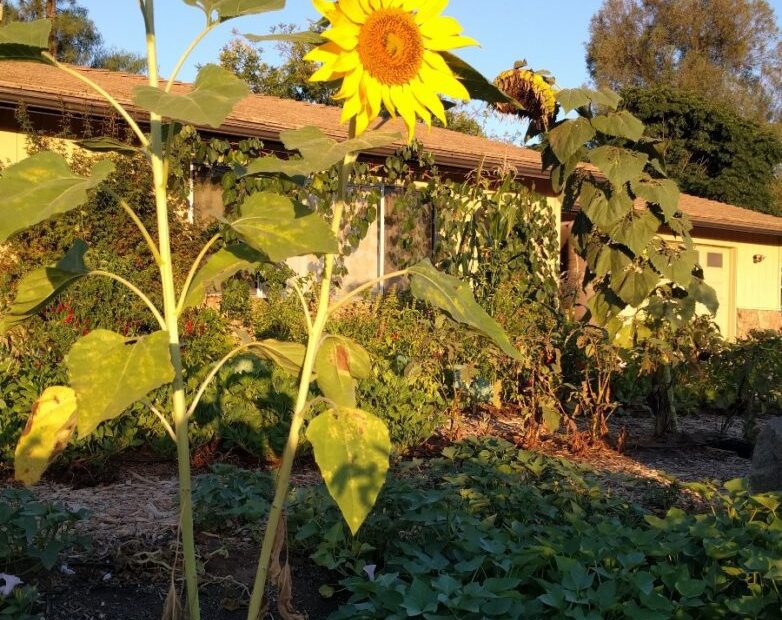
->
[314,336,371,408]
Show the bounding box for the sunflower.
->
[305,0,478,139]
[493,61,558,133]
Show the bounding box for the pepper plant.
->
[2,1,523,618]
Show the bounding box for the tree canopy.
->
[1,0,145,73]
[587,0,782,123]
[622,86,782,215]
[218,32,485,137]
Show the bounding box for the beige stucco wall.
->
[0,129,26,165]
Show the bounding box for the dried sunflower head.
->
[493,60,558,133]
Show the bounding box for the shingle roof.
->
[1,61,781,236]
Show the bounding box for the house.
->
[1,61,780,339]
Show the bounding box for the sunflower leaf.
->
[314,336,372,408]
[0,152,115,243]
[591,110,645,142]
[76,137,141,155]
[182,243,265,310]
[227,191,338,261]
[248,340,307,376]
[589,146,648,189]
[409,260,521,360]
[0,19,52,62]
[548,117,596,163]
[1,241,89,334]
[133,64,249,129]
[244,31,324,44]
[14,387,78,486]
[182,0,285,22]
[441,51,516,105]
[306,407,391,535]
[241,126,398,180]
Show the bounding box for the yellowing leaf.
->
[182,243,265,310]
[14,387,78,486]
[0,19,51,62]
[66,330,175,437]
[314,336,372,408]
[306,407,391,535]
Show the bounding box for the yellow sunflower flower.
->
[305,0,478,139]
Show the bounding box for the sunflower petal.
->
[338,0,368,24]
[322,25,360,50]
[412,78,447,124]
[335,66,364,100]
[391,84,417,140]
[420,64,470,100]
[420,15,463,38]
[426,35,480,51]
[414,0,448,24]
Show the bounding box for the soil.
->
[3,410,763,619]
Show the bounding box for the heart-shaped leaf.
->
[133,64,249,129]
[0,19,51,62]
[0,152,115,243]
[228,192,338,261]
[591,110,645,141]
[613,267,660,307]
[409,260,521,360]
[306,407,391,535]
[2,241,89,334]
[14,386,78,486]
[548,117,595,163]
[182,243,265,310]
[248,339,307,376]
[633,177,680,220]
[580,184,634,228]
[589,146,648,189]
[182,0,285,22]
[556,87,621,112]
[242,126,398,180]
[607,210,660,255]
[314,336,372,408]
[66,330,175,437]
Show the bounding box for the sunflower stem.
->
[245,120,357,620]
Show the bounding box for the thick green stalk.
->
[142,2,200,618]
[246,126,358,620]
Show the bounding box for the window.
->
[707,252,723,268]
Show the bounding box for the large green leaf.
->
[76,137,141,156]
[585,290,624,325]
[182,243,265,310]
[555,88,621,113]
[14,386,78,486]
[687,277,719,316]
[133,64,249,129]
[0,19,51,62]
[650,248,697,287]
[633,177,680,220]
[586,243,631,278]
[0,152,115,243]
[409,260,521,360]
[248,339,307,376]
[242,126,398,180]
[66,330,175,437]
[183,0,285,22]
[314,336,372,408]
[306,407,391,535]
[591,111,645,141]
[441,51,516,106]
[548,117,595,163]
[589,146,648,189]
[227,192,338,261]
[607,211,660,255]
[1,241,89,334]
[580,184,634,228]
[613,267,660,307]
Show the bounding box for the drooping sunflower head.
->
[493,61,559,133]
[305,0,479,139]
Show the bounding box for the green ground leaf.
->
[608,211,660,255]
[228,191,338,261]
[441,51,516,106]
[591,110,645,141]
[409,260,521,360]
[315,336,372,408]
[242,126,398,180]
[548,117,595,163]
[580,184,634,228]
[0,152,115,243]
[0,19,51,62]
[589,146,648,189]
[66,330,175,437]
[613,267,660,307]
[633,177,680,220]
[183,0,285,22]
[1,241,89,334]
[14,386,78,486]
[306,407,391,535]
[182,243,265,310]
[248,339,306,376]
[133,64,249,129]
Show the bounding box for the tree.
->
[622,86,782,215]
[218,31,485,136]
[586,0,782,123]
[1,0,144,72]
